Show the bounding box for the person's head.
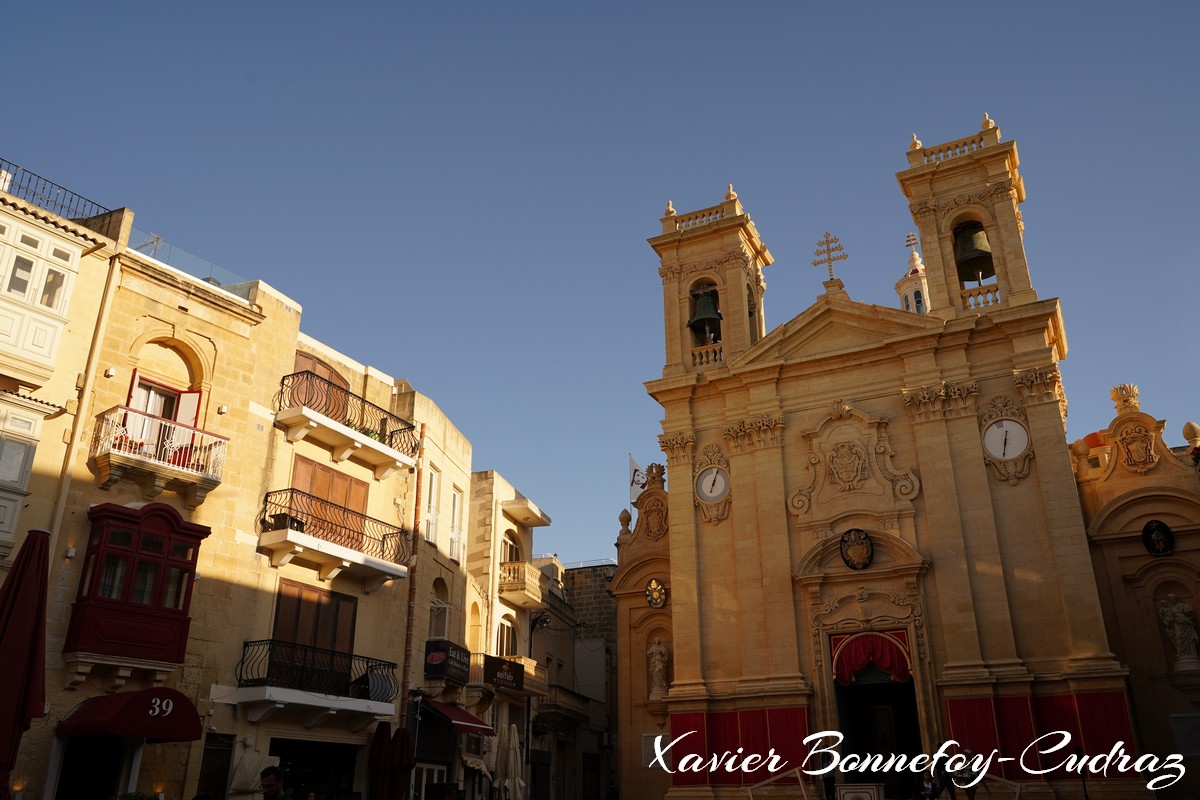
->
[307,792,317,800]
[260,767,285,800]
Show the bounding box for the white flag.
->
[629,455,648,503]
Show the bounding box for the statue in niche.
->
[648,637,670,697]
[1160,594,1200,670]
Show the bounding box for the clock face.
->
[694,466,730,503]
[983,419,1030,460]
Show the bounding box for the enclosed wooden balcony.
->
[257,488,409,592]
[90,405,227,508]
[274,371,417,479]
[498,561,549,609]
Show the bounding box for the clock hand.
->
[1002,430,1008,458]
[709,471,718,493]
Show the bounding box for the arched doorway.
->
[831,631,922,799]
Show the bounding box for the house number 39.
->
[149,698,174,716]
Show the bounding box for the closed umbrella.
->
[0,530,49,800]
[367,720,392,800]
[501,724,525,800]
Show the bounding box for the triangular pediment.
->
[733,289,944,367]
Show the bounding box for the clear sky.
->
[5,3,1197,563]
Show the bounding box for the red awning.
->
[421,698,495,736]
[56,687,201,742]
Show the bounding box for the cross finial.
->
[905,232,919,250]
[812,231,848,281]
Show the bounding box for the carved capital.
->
[1014,366,1067,420]
[722,413,785,452]
[657,431,695,466]
[902,381,976,421]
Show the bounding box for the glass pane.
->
[164,567,188,610]
[7,256,33,295]
[109,528,135,548]
[99,555,128,599]
[140,534,165,555]
[51,247,71,263]
[131,561,158,604]
[78,554,95,597]
[0,438,31,486]
[170,541,194,560]
[40,269,64,309]
[19,234,39,248]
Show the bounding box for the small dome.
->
[1183,420,1200,442]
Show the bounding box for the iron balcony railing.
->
[259,488,412,564]
[0,157,111,221]
[278,371,419,458]
[235,639,399,702]
[91,405,229,479]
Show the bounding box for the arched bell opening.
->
[952,220,996,285]
[687,281,722,345]
[746,284,760,345]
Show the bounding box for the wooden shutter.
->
[291,455,368,548]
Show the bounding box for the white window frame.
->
[424,466,440,544]
[413,764,447,800]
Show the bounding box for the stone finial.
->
[1183,420,1200,446]
[908,248,924,272]
[909,133,923,150]
[664,200,675,217]
[619,508,632,528]
[725,184,738,201]
[1111,383,1140,412]
[981,113,995,130]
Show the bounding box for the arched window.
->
[914,290,924,314]
[429,577,450,639]
[502,530,521,564]
[497,615,518,656]
[903,295,911,312]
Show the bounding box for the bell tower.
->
[896,114,1036,320]
[647,185,772,378]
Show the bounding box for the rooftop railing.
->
[0,157,111,221]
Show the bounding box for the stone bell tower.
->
[647,185,773,378]
[897,113,1037,319]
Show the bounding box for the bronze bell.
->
[688,290,723,343]
[953,222,995,283]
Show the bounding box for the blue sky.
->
[6,3,1197,563]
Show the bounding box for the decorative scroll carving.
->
[979,396,1025,427]
[658,431,695,466]
[632,464,669,542]
[693,445,731,524]
[1117,423,1159,475]
[722,414,785,452]
[827,442,868,491]
[790,406,920,526]
[788,455,821,516]
[809,585,927,669]
[1111,382,1141,412]
[902,380,978,422]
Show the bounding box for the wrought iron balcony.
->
[275,371,418,478]
[235,639,398,704]
[90,405,228,508]
[498,561,550,609]
[257,489,409,590]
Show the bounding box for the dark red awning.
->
[56,687,201,742]
[421,698,494,736]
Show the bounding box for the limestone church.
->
[612,117,1200,800]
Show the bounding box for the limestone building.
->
[614,118,1196,799]
[0,156,603,800]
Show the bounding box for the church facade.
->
[613,118,1199,799]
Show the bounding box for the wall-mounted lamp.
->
[217,405,229,415]
[64,547,76,559]
[155,782,165,800]
[103,367,115,378]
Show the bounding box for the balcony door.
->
[292,454,368,550]
[126,370,201,464]
[272,580,357,696]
